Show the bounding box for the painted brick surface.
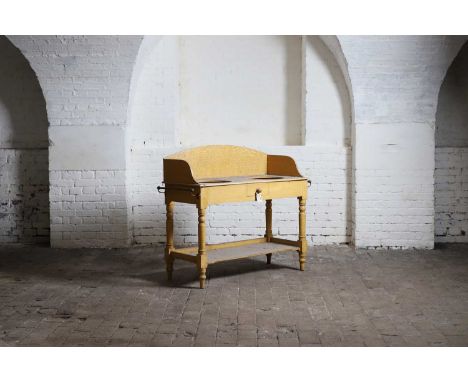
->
[435,147,468,243]
[436,42,468,147]
[49,170,129,248]
[7,36,143,247]
[8,35,142,128]
[339,36,467,249]
[0,36,50,244]
[352,121,436,249]
[0,149,49,244]
[434,42,468,243]
[339,36,466,125]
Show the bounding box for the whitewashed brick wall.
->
[8,36,142,127]
[352,122,436,249]
[434,42,468,243]
[435,148,468,242]
[0,149,49,243]
[8,36,143,248]
[49,170,128,247]
[129,145,351,246]
[0,36,50,244]
[340,35,467,249]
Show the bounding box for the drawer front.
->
[203,180,307,206]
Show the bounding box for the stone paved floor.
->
[0,244,467,346]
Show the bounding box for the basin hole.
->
[200,179,231,183]
[252,176,284,180]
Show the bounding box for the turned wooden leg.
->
[165,200,175,281]
[197,204,207,289]
[265,199,273,264]
[298,197,307,271]
[199,267,206,289]
[265,200,272,240]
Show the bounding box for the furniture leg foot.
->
[165,255,174,281]
[298,252,305,271]
[299,258,305,271]
[266,253,272,264]
[199,267,207,289]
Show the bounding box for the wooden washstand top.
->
[162,145,308,190]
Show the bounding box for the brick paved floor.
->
[0,244,467,346]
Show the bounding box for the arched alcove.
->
[127,35,354,246]
[126,36,179,245]
[303,36,352,146]
[435,41,468,243]
[0,36,49,244]
[320,35,356,244]
[302,36,353,245]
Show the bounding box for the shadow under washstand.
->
[147,253,305,289]
[0,246,309,290]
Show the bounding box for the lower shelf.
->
[171,240,298,264]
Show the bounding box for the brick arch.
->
[436,39,468,147]
[126,35,176,151]
[8,36,143,248]
[434,39,468,244]
[126,35,178,245]
[0,36,50,244]
[300,36,354,246]
[5,37,52,128]
[434,37,468,122]
[321,36,355,123]
[338,36,468,249]
[8,35,147,129]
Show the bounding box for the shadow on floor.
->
[0,245,302,289]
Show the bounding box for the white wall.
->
[0,36,49,244]
[179,36,302,146]
[435,42,468,243]
[435,148,468,242]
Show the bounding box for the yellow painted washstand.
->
[158,145,309,289]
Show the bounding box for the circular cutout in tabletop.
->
[253,176,284,180]
[201,180,231,183]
